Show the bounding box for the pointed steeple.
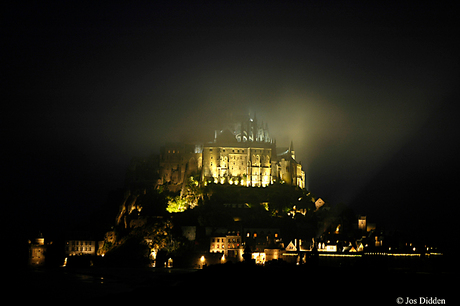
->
[290,140,295,160]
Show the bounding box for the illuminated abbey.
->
[155,114,305,190]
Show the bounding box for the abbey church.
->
[129,114,305,191]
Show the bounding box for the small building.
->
[358,215,367,232]
[65,240,97,256]
[210,234,244,262]
[243,227,281,252]
[29,232,46,266]
[264,248,281,261]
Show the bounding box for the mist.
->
[5,2,458,236]
[81,25,449,207]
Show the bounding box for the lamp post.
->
[200,255,206,269]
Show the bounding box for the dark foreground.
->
[17,260,453,304]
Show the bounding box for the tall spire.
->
[290,140,295,160]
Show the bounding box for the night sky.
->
[4,2,458,243]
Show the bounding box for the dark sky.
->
[4,2,458,241]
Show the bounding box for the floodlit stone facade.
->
[156,114,305,190]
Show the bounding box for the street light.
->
[200,255,205,269]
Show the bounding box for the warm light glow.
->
[251,252,266,265]
[364,252,421,257]
[335,224,341,234]
[200,255,205,262]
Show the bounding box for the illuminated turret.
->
[29,232,46,266]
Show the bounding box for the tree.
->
[166,195,187,213]
[139,220,174,253]
[243,245,253,263]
